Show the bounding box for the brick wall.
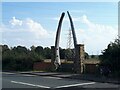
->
[84,64,98,74]
[33,62,52,71]
[33,62,74,72]
[33,61,99,74]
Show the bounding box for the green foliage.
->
[2,45,44,71]
[99,38,120,77]
[84,52,89,59]
[29,51,44,62]
[2,45,90,71]
[91,55,95,58]
[35,46,44,56]
[64,48,74,60]
[60,48,66,59]
[44,47,51,59]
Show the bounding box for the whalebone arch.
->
[54,11,78,70]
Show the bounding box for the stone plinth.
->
[75,44,85,74]
[51,46,56,71]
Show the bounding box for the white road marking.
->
[55,82,96,88]
[22,74,36,77]
[43,76,62,79]
[11,80,50,88]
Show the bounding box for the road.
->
[2,72,120,90]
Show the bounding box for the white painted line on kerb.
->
[55,82,96,88]
[11,81,50,88]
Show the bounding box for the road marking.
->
[55,82,96,88]
[22,74,36,77]
[11,80,50,88]
[43,76,62,79]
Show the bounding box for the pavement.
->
[18,71,120,84]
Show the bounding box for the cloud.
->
[25,18,48,38]
[82,15,92,26]
[51,14,117,54]
[81,15,117,37]
[2,17,54,47]
[9,17,49,39]
[76,15,118,54]
[2,16,118,55]
[9,17,22,26]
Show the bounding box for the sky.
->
[1,2,118,55]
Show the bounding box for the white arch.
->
[54,11,78,70]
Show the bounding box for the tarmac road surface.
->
[1,72,120,90]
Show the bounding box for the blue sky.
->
[1,2,118,55]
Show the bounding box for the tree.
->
[44,47,51,59]
[2,45,10,53]
[100,38,120,76]
[2,45,34,71]
[91,55,95,58]
[60,48,66,59]
[64,48,74,60]
[84,52,89,59]
[30,45,36,51]
[35,46,44,55]
[12,46,28,54]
